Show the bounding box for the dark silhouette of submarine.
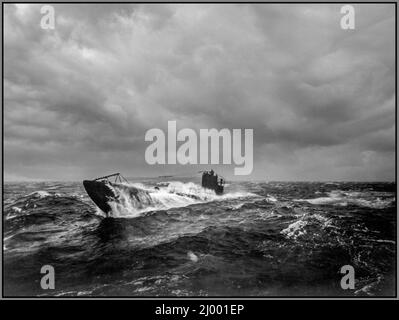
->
[83,171,225,216]
[83,173,129,215]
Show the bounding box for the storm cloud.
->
[3,3,396,181]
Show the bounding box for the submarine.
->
[83,171,225,216]
[83,173,132,216]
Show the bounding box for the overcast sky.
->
[3,3,396,181]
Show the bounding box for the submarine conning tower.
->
[201,170,225,195]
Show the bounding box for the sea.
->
[3,178,396,297]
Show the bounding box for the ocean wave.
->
[4,181,395,297]
[26,190,54,198]
[281,220,308,239]
[4,190,97,228]
[294,190,394,209]
[106,181,256,218]
[280,212,332,239]
[266,194,278,203]
[4,191,59,220]
[187,251,199,262]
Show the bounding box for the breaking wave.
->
[280,212,332,239]
[106,181,256,218]
[295,190,394,209]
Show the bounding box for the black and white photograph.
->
[2,2,397,298]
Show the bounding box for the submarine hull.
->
[83,180,116,214]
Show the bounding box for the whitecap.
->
[294,190,394,209]
[281,220,308,239]
[106,181,256,218]
[187,251,199,262]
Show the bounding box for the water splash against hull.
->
[106,181,256,218]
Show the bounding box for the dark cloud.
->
[3,4,395,181]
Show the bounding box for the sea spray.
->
[106,181,256,218]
